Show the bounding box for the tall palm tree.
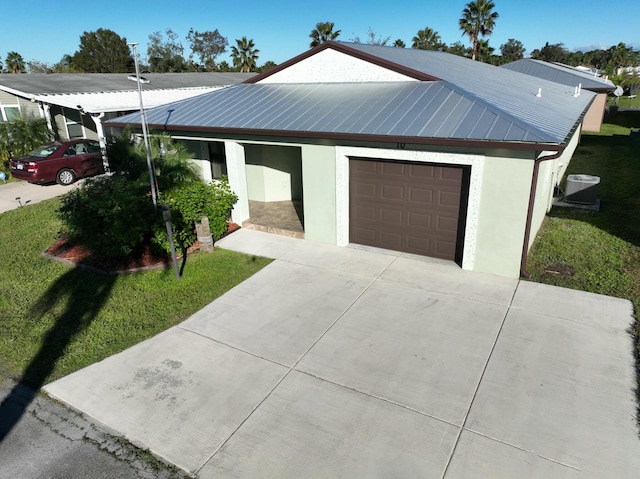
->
[412,27,444,51]
[230,37,260,73]
[5,51,25,74]
[309,22,341,47]
[459,0,499,61]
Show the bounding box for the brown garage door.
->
[349,158,465,261]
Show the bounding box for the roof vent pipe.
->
[536,88,542,98]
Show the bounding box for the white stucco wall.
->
[257,49,416,83]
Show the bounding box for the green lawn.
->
[0,198,272,389]
[526,111,640,328]
[608,95,640,109]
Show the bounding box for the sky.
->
[2,0,638,68]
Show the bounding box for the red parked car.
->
[10,139,104,185]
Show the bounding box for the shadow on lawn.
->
[550,132,640,248]
[0,268,116,442]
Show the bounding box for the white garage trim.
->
[335,146,484,271]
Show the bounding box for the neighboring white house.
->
[501,59,616,132]
[0,72,255,151]
[108,42,595,279]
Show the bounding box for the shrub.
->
[107,129,199,194]
[154,177,238,255]
[58,175,160,259]
[0,116,53,161]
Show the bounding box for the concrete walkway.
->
[0,180,78,214]
[44,229,640,478]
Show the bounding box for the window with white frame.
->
[62,107,85,138]
[0,105,20,122]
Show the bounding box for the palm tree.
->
[309,22,341,47]
[459,0,499,61]
[393,39,406,48]
[5,51,25,74]
[412,27,444,51]
[230,37,260,73]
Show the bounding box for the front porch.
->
[242,200,304,239]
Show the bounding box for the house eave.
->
[107,120,562,152]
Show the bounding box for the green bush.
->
[58,174,160,259]
[154,178,238,255]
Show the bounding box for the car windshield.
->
[28,144,60,158]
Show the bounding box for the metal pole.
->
[128,42,158,209]
[161,204,181,280]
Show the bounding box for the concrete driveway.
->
[0,180,77,214]
[44,229,640,478]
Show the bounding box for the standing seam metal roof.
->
[108,81,590,145]
[107,42,595,147]
[500,59,616,92]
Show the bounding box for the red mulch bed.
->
[45,223,240,274]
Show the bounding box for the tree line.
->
[1,28,266,75]
[2,0,639,80]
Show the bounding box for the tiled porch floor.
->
[243,200,304,238]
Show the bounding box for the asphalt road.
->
[0,379,189,479]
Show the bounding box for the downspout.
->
[520,148,565,279]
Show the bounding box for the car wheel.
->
[56,169,76,185]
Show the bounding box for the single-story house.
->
[0,72,255,150]
[108,41,595,279]
[501,59,616,132]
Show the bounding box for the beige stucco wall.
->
[301,145,336,243]
[582,93,607,132]
[244,144,302,202]
[473,152,535,278]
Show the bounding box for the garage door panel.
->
[353,182,377,198]
[380,231,403,248]
[407,212,431,229]
[437,216,458,233]
[381,162,405,176]
[354,205,377,221]
[439,190,461,208]
[381,184,404,201]
[350,158,466,261]
[381,208,404,224]
[409,187,433,203]
[441,167,463,181]
[435,240,456,258]
[409,164,435,178]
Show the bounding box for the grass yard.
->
[526,111,640,321]
[0,198,272,390]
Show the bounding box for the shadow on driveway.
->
[0,268,116,442]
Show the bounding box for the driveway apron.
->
[44,229,640,478]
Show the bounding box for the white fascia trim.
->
[335,146,484,271]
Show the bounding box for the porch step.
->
[242,221,305,239]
